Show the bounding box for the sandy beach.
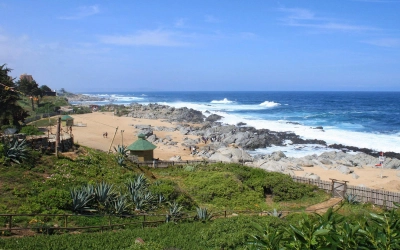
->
[66,112,400,192]
[69,112,202,161]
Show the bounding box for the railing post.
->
[9,215,12,230]
[64,215,68,228]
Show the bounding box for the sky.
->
[1,0,400,92]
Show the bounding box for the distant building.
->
[127,134,157,162]
[61,115,74,127]
[20,73,33,82]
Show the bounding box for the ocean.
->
[71,91,400,157]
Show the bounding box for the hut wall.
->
[130,150,154,162]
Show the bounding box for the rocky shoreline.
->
[123,103,400,173]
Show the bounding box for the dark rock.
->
[206,114,223,122]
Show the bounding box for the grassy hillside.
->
[2,145,397,249]
[18,95,69,118]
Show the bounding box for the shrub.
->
[33,188,71,210]
[20,125,43,135]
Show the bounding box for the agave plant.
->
[114,145,129,156]
[112,195,131,215]
[165,201,183,223]
[115,155,125,167]
[157,194,166,204]
[70,188,93,213]
[126,174,148,194]
[81,184,95,198]
[268,208,282,218]
[2,138,29,164]
[345,193,360,205]
[195,207,213,222]
[94,182,115,211]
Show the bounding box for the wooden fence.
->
[292,176,400,209]
[0,210,285,235]
[130,159,217,168]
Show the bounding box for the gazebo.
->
[127,134,157,162]
[61,115,74,127]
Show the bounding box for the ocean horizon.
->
[70,91,400,156]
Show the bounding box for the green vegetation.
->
[19,125,43,135]
[0,64,29,130]
[0,135,397,249]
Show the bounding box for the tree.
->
[40,85,52,92]
[16,78,41,111]
[0,64,29,129]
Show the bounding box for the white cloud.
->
[99,29,192,46]
[362,38,400,47]
[278,7,376,32]
[59,5,100,20]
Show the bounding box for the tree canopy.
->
[0,64,29,129]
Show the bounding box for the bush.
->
[20,125,43,135]
[33,188,71,210]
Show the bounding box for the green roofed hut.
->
[127,134,157,162]
[61,115,74,127]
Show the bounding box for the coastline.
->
[67,111,400,192]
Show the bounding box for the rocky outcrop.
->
[129,103,205,123]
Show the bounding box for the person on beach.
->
[105,132,108,138]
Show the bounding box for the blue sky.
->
[1,1,399,92]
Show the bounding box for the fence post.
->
[8,215,12,230]
[224,211,227,218]
[109,215,112,229]
[64,215,68,228]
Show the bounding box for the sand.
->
[68,112,201,161]
[66,112,400,192]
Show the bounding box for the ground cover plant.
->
[1,145,392,249]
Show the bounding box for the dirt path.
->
[305,197,343,213]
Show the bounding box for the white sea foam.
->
[259,101,280,108]
[210,98,234,104]
[250,144,341,158]
[213,111,400,154]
